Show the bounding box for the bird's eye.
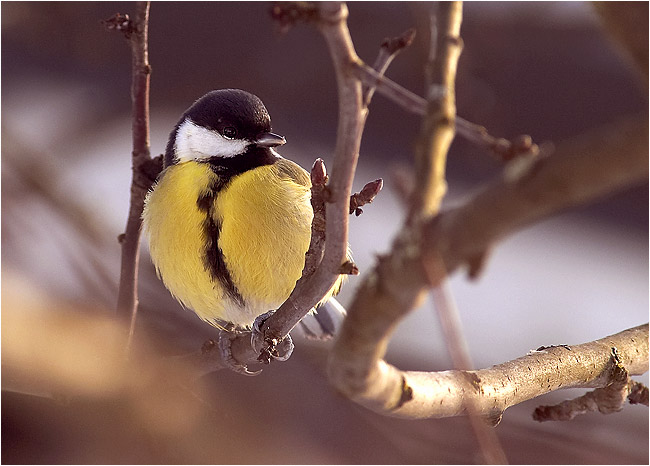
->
[222,127,237,139]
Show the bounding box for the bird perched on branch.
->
[142,89,346,357]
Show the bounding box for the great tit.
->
[142,89,345,334]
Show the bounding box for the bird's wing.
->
[274,158,311,188]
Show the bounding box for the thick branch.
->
[329,9,505,464]
[424,115,649,282]
[327,113,648,418]
[329,323,648,420]
[326,1,647,423]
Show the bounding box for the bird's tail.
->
[297,297,347,340]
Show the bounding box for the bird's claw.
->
[217,329,262,376]
[252,310,294,364]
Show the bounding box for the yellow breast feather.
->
[143,159,316,328]
[216,160,313,317]
[143,162,232,324]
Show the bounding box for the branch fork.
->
[533,348,649,421]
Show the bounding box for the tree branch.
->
[362,28,416,107]
[177,2,395,372]
[326,112,648,414]
[413,9,506,461]
[408,1,462,221]
[152,7,649,434]
[329,322,648,420]
[423,114,649,284]
[106,2,158,345]
[253,1,367,357]
[329,5,505,462]
[353,61,540,161]
[325,1,648,430]
[532,348,641,422]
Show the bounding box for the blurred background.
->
[2,2,648,464]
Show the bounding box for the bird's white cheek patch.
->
[174,119,248,162]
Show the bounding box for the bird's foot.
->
[252,310,294,364]
[217,329,262,376]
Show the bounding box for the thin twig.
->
[108,2,154,346]
[251,159,330,363]
[354,61,540,161]
[362,28,416,107]
[408,1,462,221]
[350,179,383,216]
[303,159,330,276]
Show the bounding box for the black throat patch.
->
[206,145,278,178]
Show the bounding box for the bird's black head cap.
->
[186,89,271,138]
[164,89,274,168]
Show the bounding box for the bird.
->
[142,89,346,358]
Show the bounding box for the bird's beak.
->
[255,132,286,148]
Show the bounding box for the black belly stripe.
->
[194,146,279,308]
[197,184,245,307]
